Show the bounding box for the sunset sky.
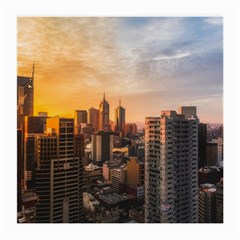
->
[17,17,223,127]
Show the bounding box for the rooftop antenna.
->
[32,62,35,80]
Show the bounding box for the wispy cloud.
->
[17,17,223,123]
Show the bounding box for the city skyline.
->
[17,17,223,126]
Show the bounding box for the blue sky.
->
[18,17,223,125]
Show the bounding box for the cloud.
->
[204,17,223,25]
[17,17,223,123]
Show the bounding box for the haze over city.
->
[17,17,223,126]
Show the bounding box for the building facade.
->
[216,178,223,223]
[145,109,198,223]
[24,116,47,190]
[127,157,144,186]
[198,183,216,223]
[114,99,125,136]
[99,93,110,131]
[88,107,99,132]
[35,117,84,223]
[91,131,113,166]
[17,65,34,130]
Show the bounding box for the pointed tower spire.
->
[32,62,35,80]
[119,98,121,107]
[103,92,105,101]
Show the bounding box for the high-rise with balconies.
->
[145,109,198,223]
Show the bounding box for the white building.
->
[145,109,198,223]
[111,166,127,193]
[83,192,100,212]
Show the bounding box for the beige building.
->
[127,157,144,186]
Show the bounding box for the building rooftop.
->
[17,76,32,87]
[98,193,127,205]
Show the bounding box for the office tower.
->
[114,99,125,136]
[178,106,197,119]
[74,110,88,134]
[124,123,137,138]
[111,166,127,193]
[145,109,198,223]
[35,117,84,223]
[88,107,99,131]
[17,129,24,212]
[99,93,110,131]
[24,116,47,190]
[206,142,218,166]
[217,137,223,167]
[216,178,223,223]
[219,125,223,138]
[127,157,144,186]
[198,183,216,223]
[17,64,35,130]
[198,123,207,168]
[91,131,113,166]
[103,162,111,181]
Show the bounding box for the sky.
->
[17,17,223,127]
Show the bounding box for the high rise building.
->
[24,116,47,190]
[111,166,127,193]
[198,183,216,223]
[17,65,35,207]
[74,110,88,134]
[127,157,144,186]
[99,93,110,131]
[91,131,113,166]
[178,106,197,119]
[35,117,84,223]
[114,99,125,136]
[17,64,35,130]
[216,178,223,223]
[88,107,99,131]
[124,123,137,138]
[145,109,198,223]
[198,123,207,168]
[206,142,218,166]
[17,129,24,212]
[217,137,223,167]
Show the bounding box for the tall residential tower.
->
[145,109,198,223]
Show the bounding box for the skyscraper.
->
[91,131,113,166]
[74,110,88,134]
[114,99,125,136]
[88,107,99,131]
[198,183,216,223]
[216,178,223,223]
[24,116,47,190]
[198,123,207,168]
[99,93,110,131]
[145,109,198,223]
[35,117,84,223]
[17,64,34,130]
